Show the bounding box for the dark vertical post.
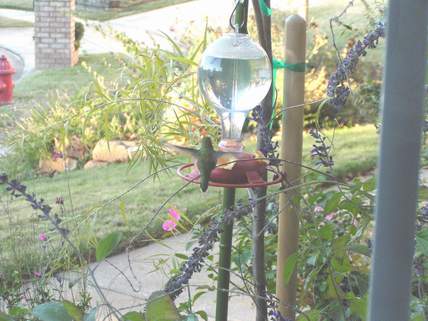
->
[216,187,236,321]
[252,1,273,320]
[367,1,428,321]
[214,3,248,320]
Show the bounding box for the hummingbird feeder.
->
[174,2,283,321]
[177,27,281,188]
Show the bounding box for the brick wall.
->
[34,0,77,69]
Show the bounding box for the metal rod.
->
[235,0,249,33]
[251,2,273,320]
[253,184,268,321]
[215,187,236,321]
[367,1,428,321]
[276,15,306,321]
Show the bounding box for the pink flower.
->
[168,208,181,221]
[38,233,47,242]
[162,220,177,232]
[314,205,324,213]
[33,271,42,278]
[325,213,336,221]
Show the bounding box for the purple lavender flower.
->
[251,105,280,165]
[327,22,385,110]
[164,202,252,300]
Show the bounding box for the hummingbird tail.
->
[200,181,209,192]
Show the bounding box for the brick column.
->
[35,0,78,69]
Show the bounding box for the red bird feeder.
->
[0,55,16,106]
[177,152,283,189]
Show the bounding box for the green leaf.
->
[362,177,376,192]
[325,192,341,213]
[174,253,188,260]
[145,291,181,321]
[283,253,298,286]
[63,301,84,321]
[348,243,371,257]
[416,228,428,256]
[350,295,368,319]
[83,308,97,321]
[195,311,208,321]
[33,302,73,321]
[319,224,334,240]
[96,231,123,261]
[123,311,145,321]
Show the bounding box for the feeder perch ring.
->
[177,162,284,189]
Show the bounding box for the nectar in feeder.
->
[198,33,272,152]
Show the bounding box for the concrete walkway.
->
[68,233,256,321]
[0,9,34,22]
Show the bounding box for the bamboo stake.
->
[276,15,306,321]
[303,0,309,21]
[215,188,236,321]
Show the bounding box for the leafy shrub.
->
[3,31,217,176]
[74,21,85,50]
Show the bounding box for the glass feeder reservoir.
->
[198,33,272,152]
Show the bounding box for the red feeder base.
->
[177,152,283,189]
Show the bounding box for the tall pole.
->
[276,15,306,321]
[252,1,273,320]
[367,1,428,321]
[215,3,248,321]
[215,188,236,321]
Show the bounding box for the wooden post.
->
[367,1,428,320]
[276,15,306,321]
[304,0,309,21]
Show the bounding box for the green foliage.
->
[123,311,146,321]
[4,31,215,175]
[74,22,85,51]
[96,231,123,261]
[63,301,84,321]
[145,291,181,321]
[32,302,73,321]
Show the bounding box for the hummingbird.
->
[167,137,240,192]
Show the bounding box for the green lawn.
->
[304,125,379,178]
[0,160,222,275]
[15,54,122,100]
[0,124,378,277]
[76,0,195,21]
[0,0,195,21]
[6,53,123,120]
[0,0,32,11]
[0,16,33,27]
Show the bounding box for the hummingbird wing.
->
[165,143,199,158]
